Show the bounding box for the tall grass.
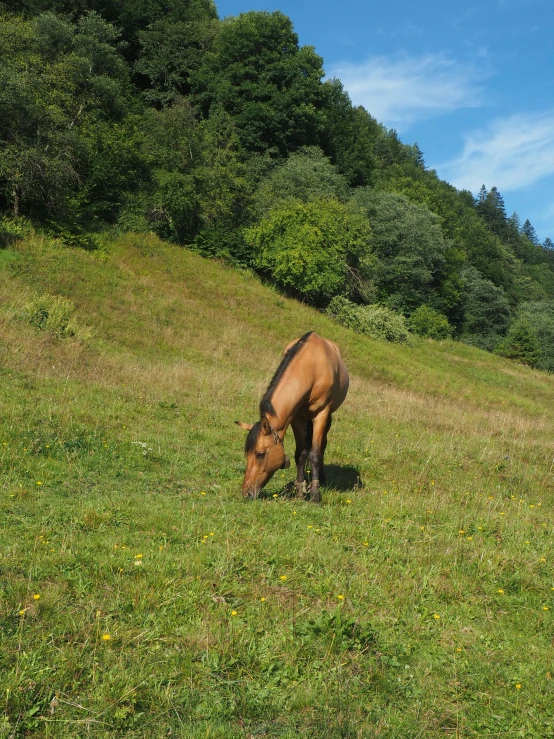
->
[1,232,554,737]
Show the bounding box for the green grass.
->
[1,232,554,737]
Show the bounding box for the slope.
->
[1,232,554,738]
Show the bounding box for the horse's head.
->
[236,417,290,498]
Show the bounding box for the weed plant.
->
[1,233,554,737]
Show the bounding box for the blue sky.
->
[216,0,554,241]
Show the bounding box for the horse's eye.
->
[255,451,266,460]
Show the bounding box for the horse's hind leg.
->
[308,410,331,503]
[291,416,311,498]
[319,414,332,486]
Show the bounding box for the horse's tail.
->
[305,419,313,452]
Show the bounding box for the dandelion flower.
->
[102,634,111,641]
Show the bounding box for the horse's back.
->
[286,332,349,415]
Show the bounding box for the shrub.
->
[23,294,91,340]
[0,217,33,247]
[326,296,411,344]
[407,305,453,340]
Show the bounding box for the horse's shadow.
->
[264,464,362,499]
[323,464,362,492]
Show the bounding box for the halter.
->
[264,417,283,446]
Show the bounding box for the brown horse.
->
[236,331,349,502]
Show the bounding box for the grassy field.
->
[1,232,554,738]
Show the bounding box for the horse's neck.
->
[267,385,302,437]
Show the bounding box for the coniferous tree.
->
[521,219,539,245]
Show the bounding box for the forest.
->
[2,0,554,368]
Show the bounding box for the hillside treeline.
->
[2,1,554,367]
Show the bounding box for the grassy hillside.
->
[1,233,554,738]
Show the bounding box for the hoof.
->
[309,481,321,504]
[295,481,307,499]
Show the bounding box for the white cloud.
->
[328,54,485,129]
[437,113,554,193]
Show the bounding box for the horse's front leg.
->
[308,411,331,503]
[291,416,310,498]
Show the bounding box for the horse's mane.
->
[259,331,313,418]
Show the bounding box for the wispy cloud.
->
[328,54,485,129]
[437,112,554,193]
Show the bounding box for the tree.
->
[192,11,326,156]
[496,317,541,367]
[0,11,132,221]
[135,12,217,106]
[351,189,450,313]
[521,218,539,245]
[245,197,373,306]
[253,146,349,216]
[460,267,511,350]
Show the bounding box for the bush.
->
[326,296,411,344]
[23,294,90,340]
[407,305,453,340]
[0,217,33,247]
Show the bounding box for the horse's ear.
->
[261,416,271,435]
[235,421,253,431]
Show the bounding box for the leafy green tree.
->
[119,101,248,246]
[515,301,554,372]
[135,13,217,106]
[495,316,541,367]
[460,267,511,350]
[192,11,325,155]
[253,147,349,216]
[407,305,453,340]
[245,197,373,305]
[351,189,450,313]
[0,11,132,221]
